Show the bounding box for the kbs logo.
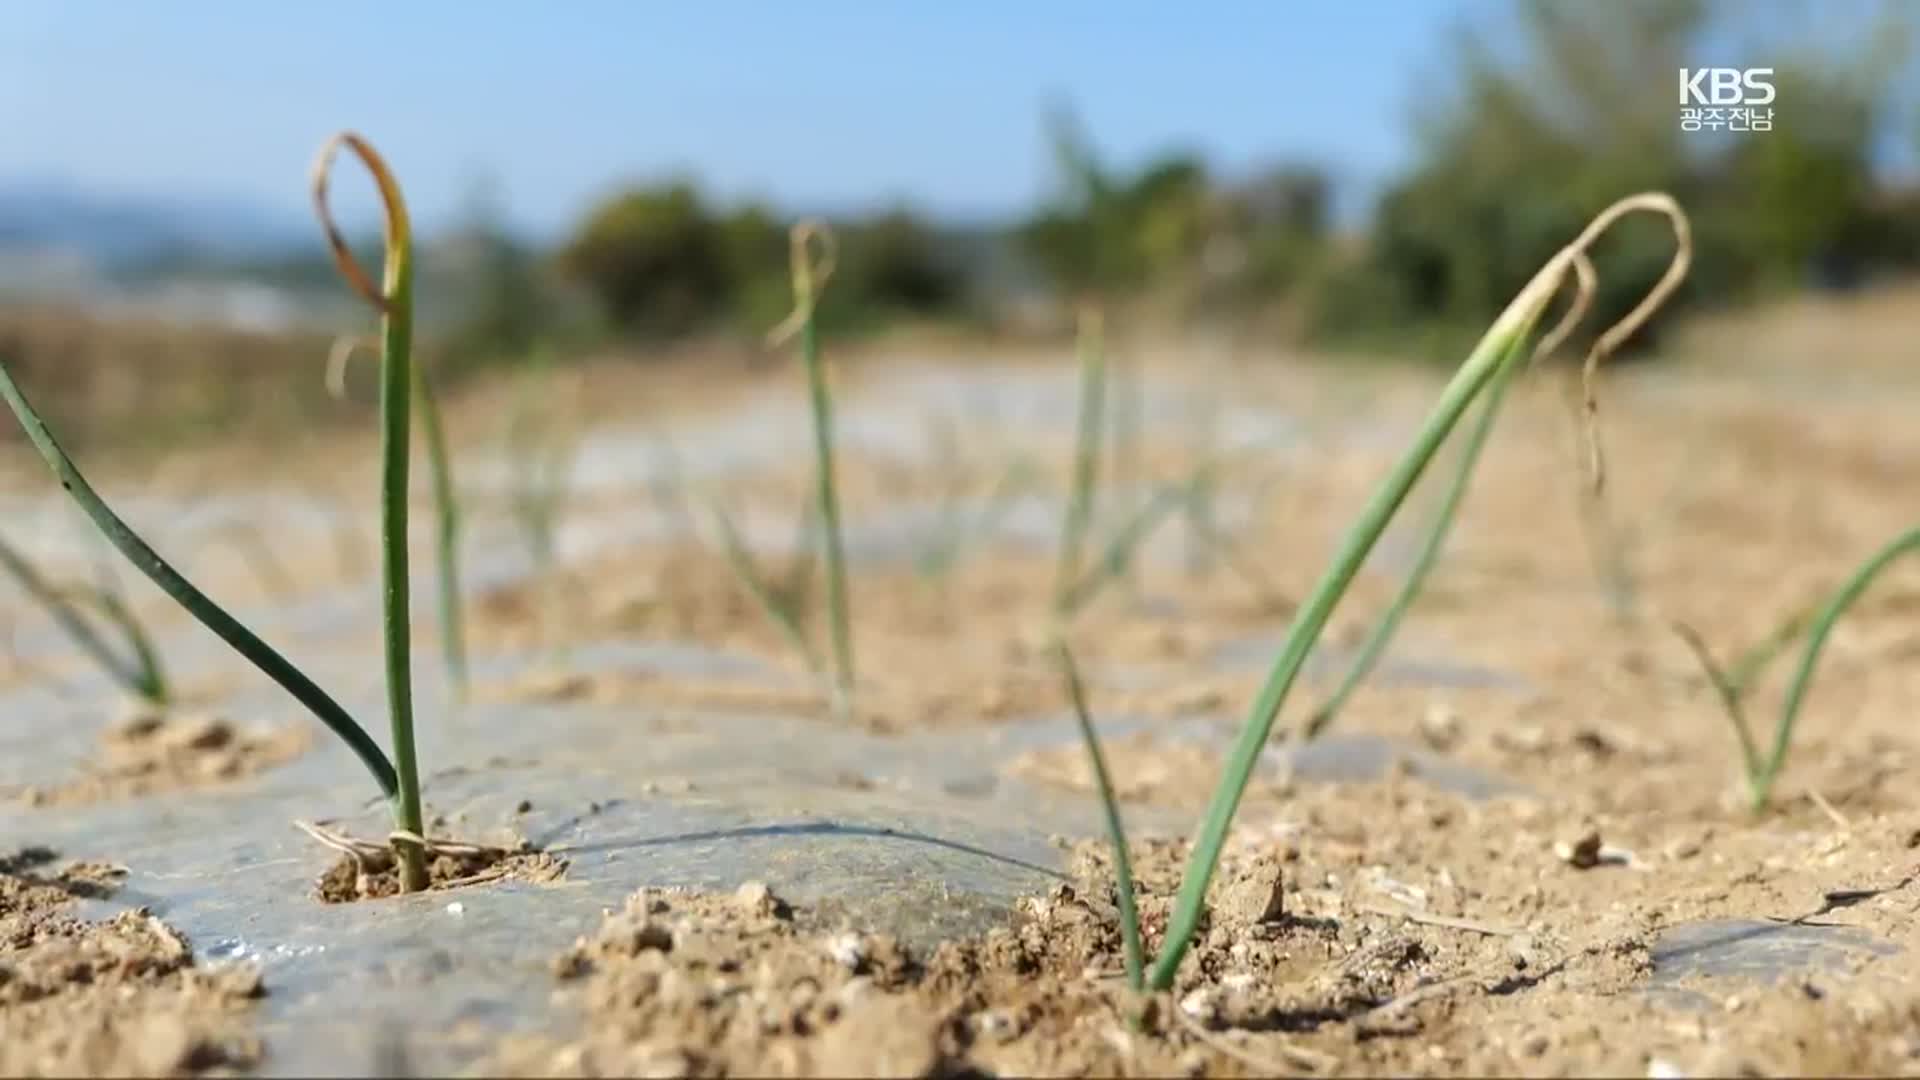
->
[1679,68,1775,105]
[1678,68,1775,133]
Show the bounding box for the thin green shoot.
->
[660,434,829,674]
[504,345,575,577]
[0,360,402,813]
[1054,306,1107,615]
[327,334,468,697]
[1173,457,1294,615]
[1750,526,1920,809]
[770,221,853,719]
[1301,249,1599,740]
[1302,348,1521,738]
[702,492,824,676]
[1143,194,1690,990]
[62,584,167,707]
[0,533,167,704]
[1110,337,1145,553]
[414,363,466,697]
[311,131,430,888]
[1671,620,1762,781]
[1727,605,1818,694]
[1053,638,1143,992]
[1673,593,1823,806]
[1055,479,1194,616]
[1562,373,1641,621]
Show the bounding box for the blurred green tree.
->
[1018,104,1214,308]
[829,207,969,327]
[557,180,732,336]
[1311,0,1917,354]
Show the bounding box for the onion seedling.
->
[1299,251,1608,739]
[1682,526,1920,810]
[703,490,824,676]
[768,222,854,719]
[1120,194,1689,990]
[0,533,167,704]
[505,345,575,579]
[1054,306,1107,615]
[0,133,437,890]
[327,333,469,696]
[1049,306,1193,618]
[1054,639,1143,991]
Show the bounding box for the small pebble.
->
[1178,988,1218,1023]
[825,932,866,971]
[445,901,465,917]
[1420,703,1461,750]
[1554,828,1609,868]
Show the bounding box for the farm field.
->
[4,279,1918,1076]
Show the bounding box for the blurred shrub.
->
[558,180,969,341]
[1018,106,1215,306]
[1309,0,1918,357]
[823,208,971,331]
[558,181,733,337]
[1018,106,1330,327]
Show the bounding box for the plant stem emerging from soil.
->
[1055,306,1106,615]
[1145,310,1547,991]
[0,358,399,799]
[1054,639,1143,991]
[414,362,468,697]
[1753,525,1920,809]
[0,532,167,704]
[779,222,854,720]
[1304,344,1521,738]
[313,132,428,890]
[1146,193,1689,990]
[327,336,468,696]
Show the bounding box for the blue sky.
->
[1,1,1513,236]
[1,1,1907,238]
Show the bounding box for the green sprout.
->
[766,221,854,718]
[1054,638,1143,991]
[0,533,167,704]
[1107,194,1692,990]
[703,489,824,676]
[327,331,469,697]
[1680,526,1920,810]
[1054,306,1107,615]
[505,344,575,579]
[0,132,436,890]
[1049,305,1192,619]
[1301,249,1603,739]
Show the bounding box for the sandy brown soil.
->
[13,706,309,807]
[0,846,264,1076]
[485,789,1920,1077]
[298,820,570,903]
[6,287,1920,1074]
[449,305,1920,1074]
